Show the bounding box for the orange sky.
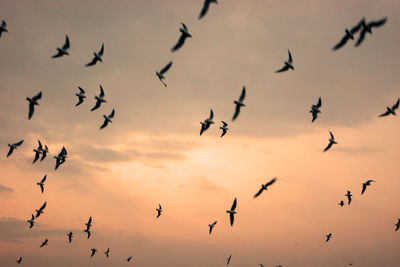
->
[0,0,400,266]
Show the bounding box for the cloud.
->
[0,184,14,193]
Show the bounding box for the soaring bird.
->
[32,140,43,163]
[0,20,8,37]
[37,174,47,194]
[27,214,35,229]
[338,200,344,207]
[395,219,400,232]
[41,145,49,161]
[323,131,337,152]
[91,85,107,111]
[208,221,217,234]
[156,61,173,87]
[226,255,232,266]
[310,97,322,123]
[85,216,93,230]
[254,177,277,198]
[7,140,24,157]
[345,191,352,205]
[127,256,133,262]
[52,35,70,58]
[355,17,387,47]
[35,201,47,218]
[16,256,22,264]
[378,98,399,117]
[67,232,73,243]
[26,91,42,120]
[75,87,86,106]
[361,180,375,195]
[199,0,218,19]
[100,109,115,129]
[275,50,294,73]
[156,204,162,218]
[54,146,67,170]
[325,233,332,242]
[85,43,104,67]
[40,238,48,248]
[219,121,229,137]
[332,18,367,51]
[232,86,246,121]
[90,248,97,257]
[226,198,237,226]
[200,109,215,136]
[104,248,110,258]
[171,23,192,52]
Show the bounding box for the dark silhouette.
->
[338,200,344,207]
[361,180,375,195]
[67,232,73,243]
[208,221,217,234]
[52,35,70,58]
[26,91,42,120]
[37,174,47,194]
[310,97,322,123]
[325,233,332,242]
[171,23,192,52]
[395,219,400,232]
[355,17,387,47]
[199,0,218,19]
[254,177,277,198]
[90,248,97,257]
[156,61,173,87]
[226,198,237,226]
[16,256,22,264]
[100,109,115,129]
[27,214,35,229]
[378,98,399,117]
[276,50,294,73]
[156,204,162,218]
[85,43,104,66]
[226,255,232,266]
[35,201,47,218]
[323,131,337,152]
[0,20,8,37]
[40,238,48,248]
[7,140,24,157]
[75,87,86,107]
[232,86,246,121]
[220,121,229,137]
[32,140,43,163]
[54,146,67,170]
[345,191,352,205]
[200,109,214,135]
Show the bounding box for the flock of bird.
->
[1,1,399,266]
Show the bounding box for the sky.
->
[0,0,400,266]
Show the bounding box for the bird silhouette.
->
[16,256,22,264]
[232,86,246,121]
[338,200,344,207]
[90,248,97,257]
[27,214,35,229]
[156,204,162,218]
[75,87,86,107]
[378,98,399,117]
[200,109,215,135]
[361,180,375,195]
[276,50,294,72]
[345,191,352,205]
[104,248,110,258]
[226,255,232,265]
[254,177,277,198]
[208,221,217,234]
[85,43,104,66]
[37,174,47,194]
[156,61,173,87]
[35,201,47,218]
[7,140,24,157]
[52,35,70,58]
[32,140,43,163]
[54,146,67,170]
[395,219,400,232]
[171,23,192,52]
[323,131,337,152]
[310,97,322,123]
[91,85,107,111]
[100,109,115,129]
[40,238,48,248]
[226,198,237,226]
[325,233,332,242]
[199,0,218,19]
[67,232,73,243]
[0,20,8,37]
[219,121,229,137]
[26,91,42,120]
[355,17,387,47]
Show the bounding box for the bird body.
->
[0,20,8,37]
[35,201,47,218]
[226,255,232,265]
[395,219,400,231]
[16,257,22,264]
[104,248,110,258]
[67,232,73,243]
[40,238,48,248]
[338,200,344,207]
[326,233,332,242]
[345,191,352,205]
[156,204,162,218]
[54,146,67,170]
[310,97,322,123]
[208,221,217,234]
[75,87,86,106]
[90,248,97,257]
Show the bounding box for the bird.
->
[338,200,344,207]
[7,140,24,157]
[27,214,35,229]
[84,229,91,239]
[85,43,104,67]
[156,61,173,87]
[232,86,246,121]
[355,17,387,47]
[361,180,375,195]
[35,201,47,218]
[51,35,70,58]
[219,121,229,137]
[40,238,48,248]
[325,233,332,242]
[67,232,73,243]
[226,198,237,226]
[32,140,43,163]
[171,23,192,52]
[127,256,133,262]
[199,0,218,19]
[395,219,400,232]
[41,145,49,161]
[91,85,107,111]
[100,109,115,129]
[200,109,215,135]
[16,256,22,264]
[275,50,294,73]
[90,248,97,257]
[26,91,42,120]
[332,18,367,51]
[37,174,47,194]
[345,191,352,205]
[310,97,322,123]
[54,146,67,170]
[254,177,277,198]
[226,255,232,266]
[378,98,399,117]
[156,204,162,218]
[208,221,217,234]
[0,20,8,38]
[323,131,337,152]
[104,248,110,258]
[75,87,86,106]
[85,216,93,230]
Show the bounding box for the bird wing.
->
[99,85,105,97]
[88,217,92,224]
[171,34,186,52]
[392,99,399,110]
[316,97,322,108]
[85,56,98,67]
[76,96,84,106]
[1,20,5,28]
[311,111,318,123]
[28,102,35,119]
[229,213,234,226]
[220,128,227,137]
[7,147,13,157]
[253,187,264,198]
[354,29,366,47]
[91,100,102,111]
[181,23,188,32]
[41,175,47,183]
[33,91,42,101]
[40,202,47,211]
[209,109,214,120]
[15,140,24,146]
[199,0,211,19]
[231,198,237,210]
[275,65,289,73]
[378,110,391,117]
[109,109,115,118]
[232,104,241,121]
[100,119,109,129]
[350,17,366,34]
[266,177,277,187]
[329,131,334,140]
[288,50,293,63]
[40,184,44,194]
[323,141,333,152]
[52,50,64,58]
[78,87,85,94]
[38,140,43,150]
[98,43,104,56]
[160,61,173,75]
[221,121,227,126]
[368,17,387,28]
[239,86,246,102]
[361,184,367,195]
[63,35,70,50]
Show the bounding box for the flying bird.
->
[199,0,218,19]
[16,257,22,264]
[85,216,93,230]
[35,201,47,218]
[310,97,322,123]
[208,221,217,234]
[361,180,375,195]
[91,85,107,111]
[100,109,115,129]
[156,61,173,87]
[200,109,215,136]
[395,219,400,232]
[323,131,337,152]
[226,255,232,266]
[67,232,73,243]
[26,91,42,120]
[226,198,237,226]
[219,121,229,137]
[54,146,67,170]
[355,17,387,47]
[254,177,277,198]
[275,50,294,73]
[90,248,97,257]
[156,204,162,218]
[104,248,110,258]
[40,238,48,248]
[338,200,344,207]
[52,35,70,58]
[171,23,192,52]
[85,43,104,67]
[7,140,24,157]
[75,87,86,106]
[378,98,399,117]
[0,20,8,38]
[127,256,133,262]
[32,140,43,163]
[41,145,49,161]
[325,233,332,242]
[345,191,352,205]
[37,174,47,194]
[232,86,246,121]
[27,214,35,229]
[331,18,368,51]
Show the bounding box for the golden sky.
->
[0,0,399,266]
